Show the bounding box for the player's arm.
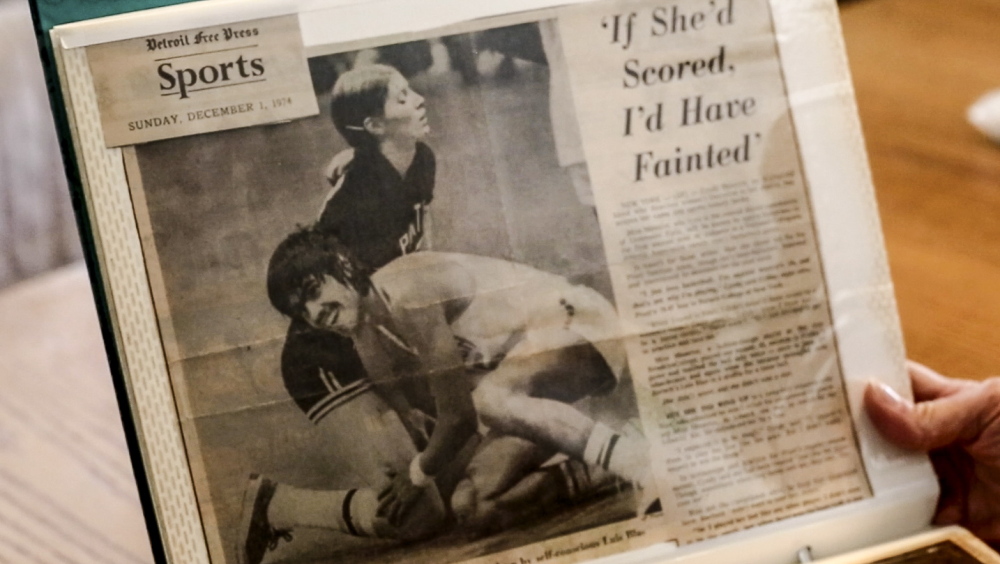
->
[350,331,431,451]
[374,302,474,526]
[382,386,433,451]
[416,210,433,252]
[398,303,477,478]
[415,144,435,252]
[317,148,355,216]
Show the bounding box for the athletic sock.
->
[583,422,616,470]
[345,488,380,537]
[554,459,617,501]
[583,422,649,487]
[267,485,377,537]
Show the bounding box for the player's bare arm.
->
[370,301,475,526]
[397,303,478,477]
[382,385,432,451]
[417,212,433,251]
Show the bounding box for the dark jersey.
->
[317,142,435,269]
[281,142,435,423]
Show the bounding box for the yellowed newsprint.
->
[49,0,942,563]
[86,14,317,146]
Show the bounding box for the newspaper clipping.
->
[117,0,872,563]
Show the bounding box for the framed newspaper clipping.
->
[34,0,949,563]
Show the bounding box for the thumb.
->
[865,380,984,452]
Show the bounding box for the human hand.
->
[376,467,427,527]
[404,409,436,452]
[865,361,1000,544]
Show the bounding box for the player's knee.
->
[472,385,525,433]
[451,478,478,525]
[450,478,502,536]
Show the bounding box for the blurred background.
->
[0,0,999,563]
[0,0,80,288]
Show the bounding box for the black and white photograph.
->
[35,0,997,562]
[125,18,655,564]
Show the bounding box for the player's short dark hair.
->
[267,228,372,319]
[330,64,398,148]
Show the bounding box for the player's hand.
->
[376,468,426,527]
[404,409,436,452]
[865,361,1000,545]
[324,148,355,184]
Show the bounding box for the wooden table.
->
[840,0,1000,381]
[0,265,153,564]
[0,1,996,563]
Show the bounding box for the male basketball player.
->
[260,230,657,544]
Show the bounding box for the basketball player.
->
[259,230,657,544]
[239,64,438,564]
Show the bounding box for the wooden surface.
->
[0,265,153,563]
[840,0,1000,381]
[0,1,997,562]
